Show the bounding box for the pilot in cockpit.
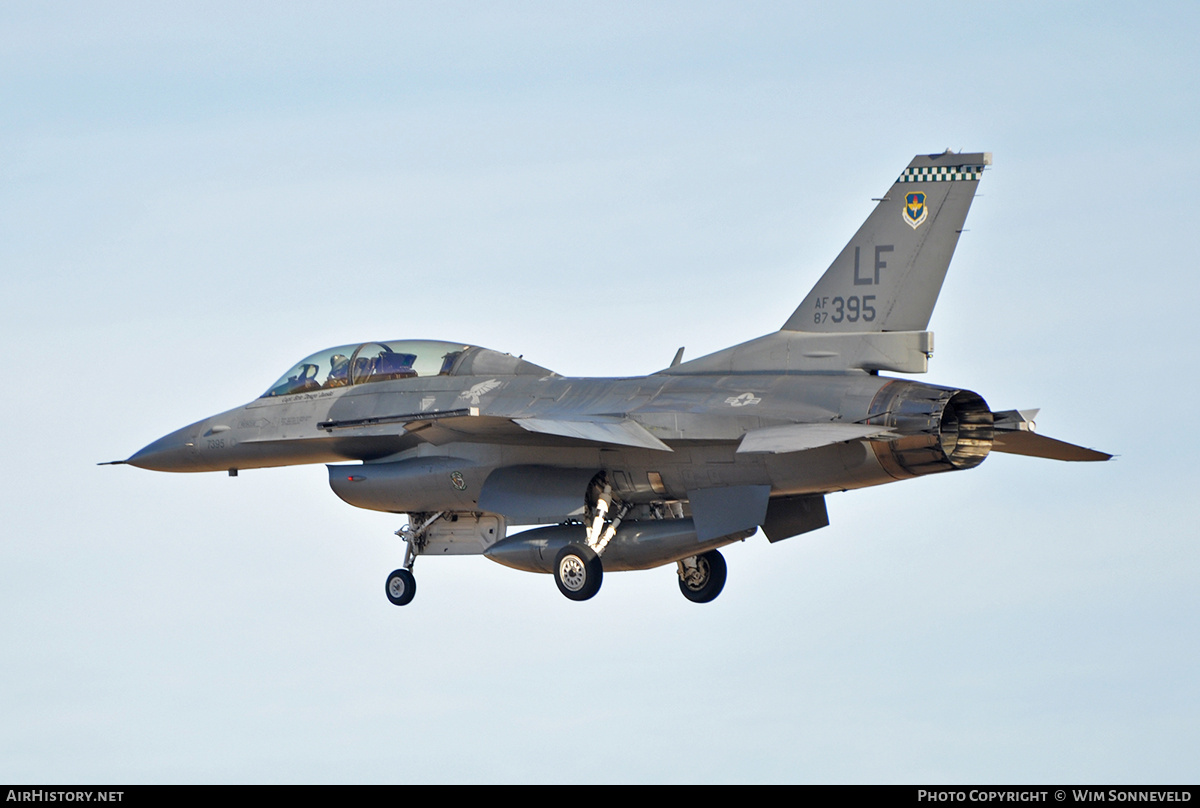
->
[326,354,350,388]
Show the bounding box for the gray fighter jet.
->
[109,151,1110,605]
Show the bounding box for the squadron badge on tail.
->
[904,191,927,229]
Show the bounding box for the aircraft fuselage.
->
[129,368,985,513]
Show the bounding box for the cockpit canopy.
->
[262,339,553,398]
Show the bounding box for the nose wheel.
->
[385,568,416,606]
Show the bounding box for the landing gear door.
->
[423,514,507,555]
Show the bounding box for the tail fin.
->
[782,151,990,333]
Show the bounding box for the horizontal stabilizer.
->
[514,416,673,452]
[737,422,894,454]
[991,407,1110,461]
[992,431,1111,462]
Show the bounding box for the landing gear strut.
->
[384,512,443,607]
[677,549,727,603]
[552,481,631,602]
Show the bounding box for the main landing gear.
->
[676,549,727,604]
[549,480,731,604]
[551,544,729,604]
[551,482,630,602]
[554,544,603,601]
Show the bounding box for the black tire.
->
[385,568,416,606]
[678,549,726,603]
[554,544,603,601]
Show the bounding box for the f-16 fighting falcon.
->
[107,150,1110,606]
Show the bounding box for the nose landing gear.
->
[384,512,443,607]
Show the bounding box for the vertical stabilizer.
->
[782,151,990,333]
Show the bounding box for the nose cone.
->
[126,423,202,472]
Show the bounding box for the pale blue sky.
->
[3,1,1198,783]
